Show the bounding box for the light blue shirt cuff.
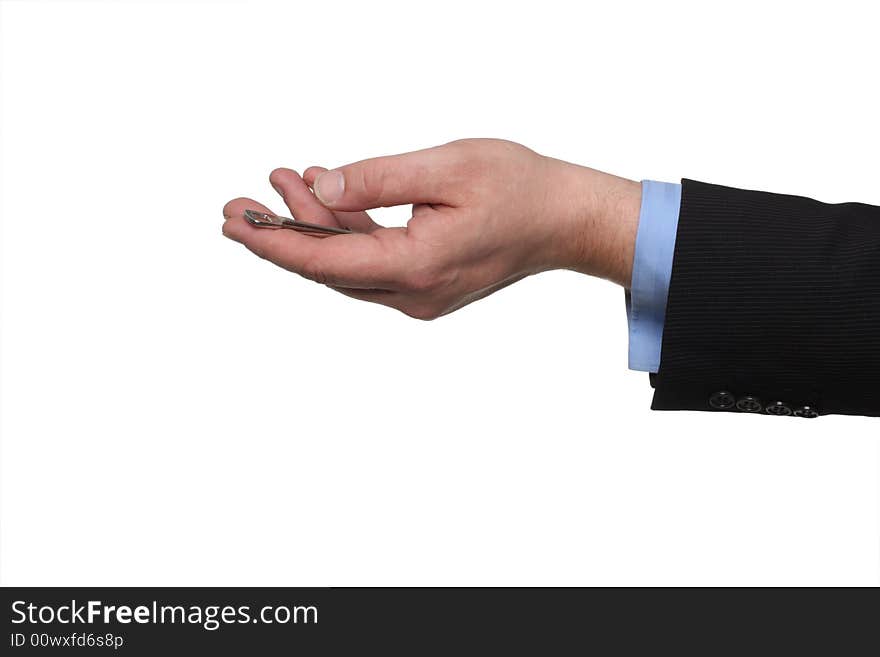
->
[625,180,682,372]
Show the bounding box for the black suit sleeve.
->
[651,179,880,418]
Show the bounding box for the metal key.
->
[244,209,353,236]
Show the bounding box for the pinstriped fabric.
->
[652,179,880,418]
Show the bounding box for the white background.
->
[1,0,878,586]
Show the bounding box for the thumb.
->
[312,144,462,211]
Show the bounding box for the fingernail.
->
[314,170,344,205]
[271,183,283,197]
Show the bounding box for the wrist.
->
[546,158,641,287]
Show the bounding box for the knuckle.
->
[446,137,521,160]
[360,165,388,206]
[402,305,440,321]
[301,258,329,285]
[404,271,437,293]
[445,139,484,168]
[403,263,449,294]
[445,139,535,186]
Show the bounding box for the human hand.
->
[222,138,641,319]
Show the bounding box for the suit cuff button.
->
[765,401,793,416]
[794,405,819,418]
[735,396,763,413]
[709,391,736,410]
